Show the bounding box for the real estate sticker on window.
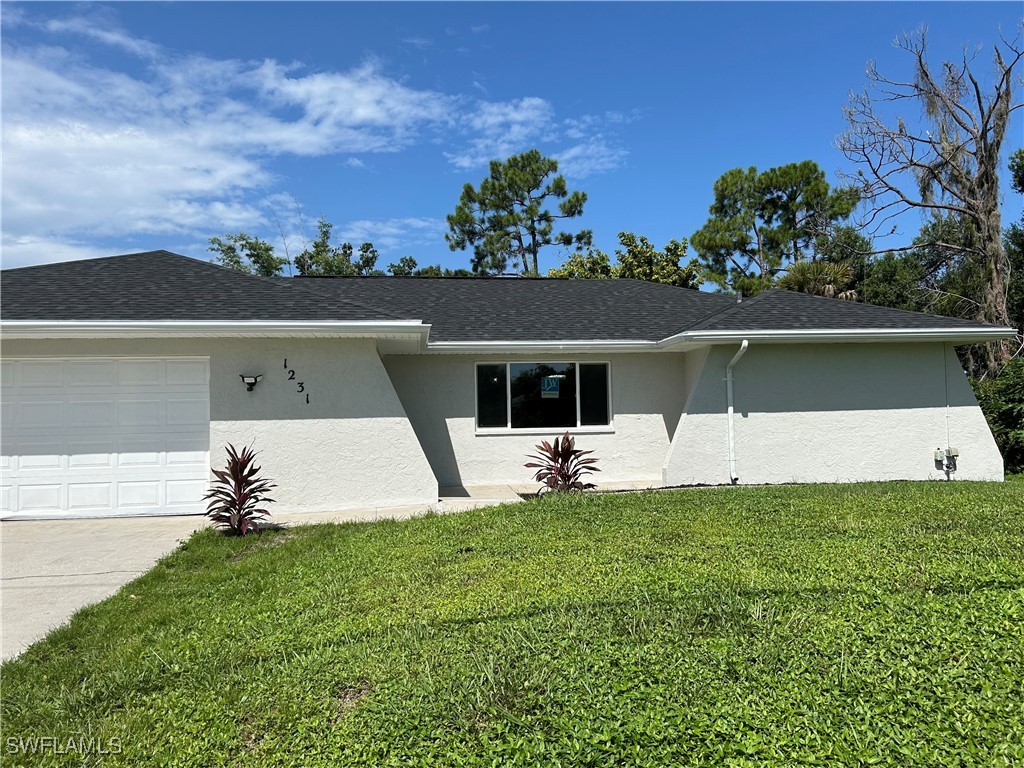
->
[541,375,563,399]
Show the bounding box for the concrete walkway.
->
[0,485,525,661]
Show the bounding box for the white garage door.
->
[1,357,210,519]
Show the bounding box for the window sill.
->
[475,426,616,437]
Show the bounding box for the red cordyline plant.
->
[525,432,600,493]
[204,444,276,535]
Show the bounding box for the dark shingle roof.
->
[690,289,993,332]
[1,251,1007,340]
[290,276,737,342]
[0,251,403,322]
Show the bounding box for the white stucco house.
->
[0,251,1014,519]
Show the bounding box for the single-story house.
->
[0,250,1014,519]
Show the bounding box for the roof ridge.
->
[675,289,776,334]
[156,253,413,322]
[277,276,413,321]
[0,249,183,273]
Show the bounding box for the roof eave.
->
[663,327,1017,346]
[423,339,660,354]
[0,319,430,340]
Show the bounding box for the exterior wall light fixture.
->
[240,374,263,392]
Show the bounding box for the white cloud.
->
[445,97,555,169]
[1,17,459,265]
[1,9,635,267]
[1,235,120,269]
[402,37,433,50]
[556,136,628,178]
[337,217,447,252]
[43,15,161,59]
[563,110,643,140]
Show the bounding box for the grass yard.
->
[2,480,1023,767]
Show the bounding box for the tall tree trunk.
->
[981,206,1014,369]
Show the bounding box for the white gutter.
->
[726,340,749,485]
[673,327,1016,345]
[426,326,1016,353]
[0,320,430,339]
[424,339,659,353]
[2,320,1013,347]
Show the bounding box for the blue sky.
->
[2,2,1021,272]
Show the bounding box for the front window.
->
[475,362,611,430]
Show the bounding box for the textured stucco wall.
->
[2,338,438,513]
[384,352,699,488]
[663,342,1003,485]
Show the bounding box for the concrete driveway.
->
[1,515,205,661]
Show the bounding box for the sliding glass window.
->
[475,362,611,430]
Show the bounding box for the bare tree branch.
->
[836,25,1023,373]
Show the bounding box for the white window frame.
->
[474,361,614,435]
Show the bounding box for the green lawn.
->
[3,480,1023,767]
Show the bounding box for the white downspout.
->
[726,340,749,485]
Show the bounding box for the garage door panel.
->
[19,484,62,512]
[14,443,63,470]
[166,360,208,386]
[67,442,115,469]
[18,401,64,429]
[117,439,162,467]
[1,357,209,519]
[167,479,207,507]
[20,361,65,387]
[167,439,208,466]
[167,398,209,425]
[67,360,117,387]
[118,481,162,508]
[67,399,117,428]
[118,399,163,427]
[118,360,163,386]
[68,483,113,511]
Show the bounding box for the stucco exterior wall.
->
[384,352,700,489]
[2,338,438,513]
[663,342,1003,485]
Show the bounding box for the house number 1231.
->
[283,359,310,404]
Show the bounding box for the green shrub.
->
[974,358,1024,474]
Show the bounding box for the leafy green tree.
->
[446,149,590,276]
[387,256,419,276]
[690,161,858,296]
[974,359,1024,473]
[614,233,702,288]
[294,219,384,276]
[896,215,1003,377]
[911,216,987,319]
[1005,218,1024,335]
[1007,149,1024,335]
[547,247,614,279]
[548,233,701,288]
[208,233,287,277]
[1010,148,1024,195]
[860,252,927,313]
[838,30,1023,373]
[387,256,476,277]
